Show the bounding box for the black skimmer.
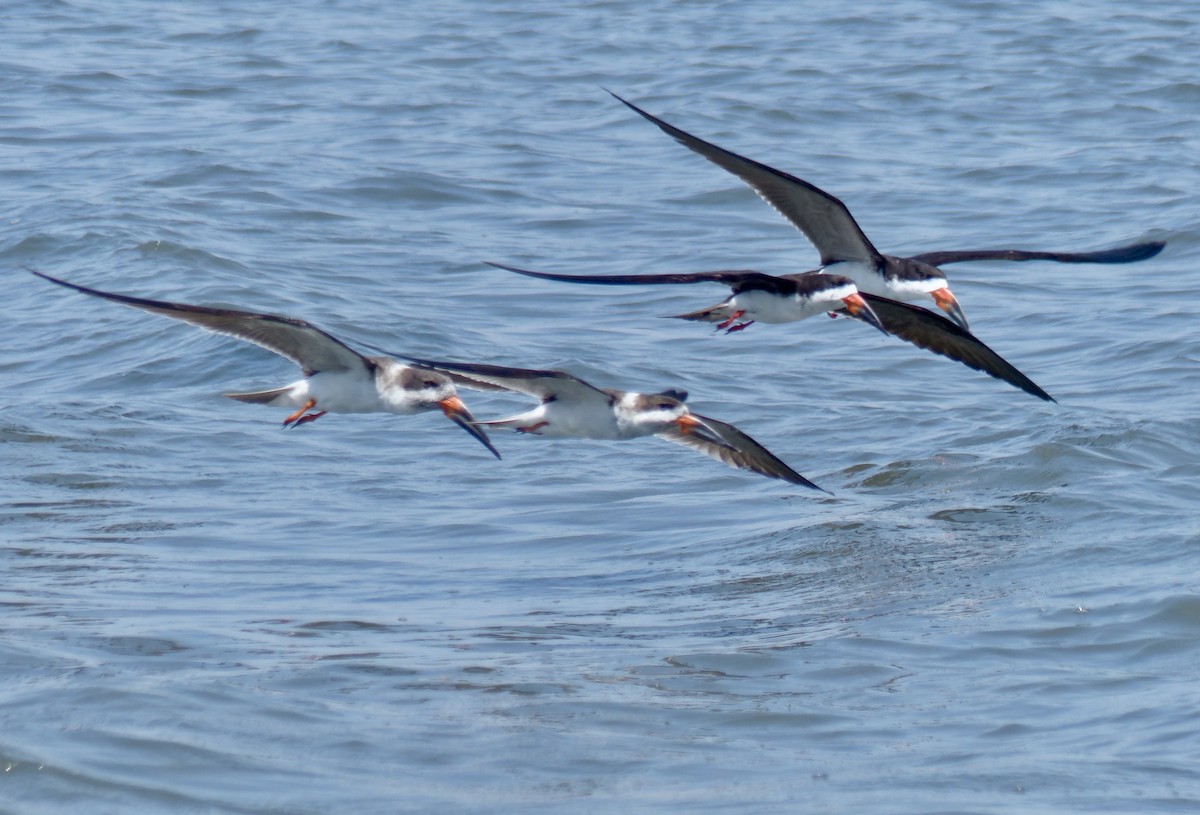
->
[487,261,1055,402]
[32,270,501,458]
[404,357,826,490]
[486,261,886,335]
[606,91,1164,330]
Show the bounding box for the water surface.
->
[3,1,1199,812]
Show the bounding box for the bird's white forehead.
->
[823,283,859,302]
[620,392,683,411]
[890,276,948,298]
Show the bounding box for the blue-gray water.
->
[3,1,1199,812]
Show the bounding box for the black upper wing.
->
[31,270,369,376]
[658,413,829,491]
[855,293,1055,402]
[609,91,882,267]
[403,356,612,403]
[486,261,799,295]
[911,240,1164,267]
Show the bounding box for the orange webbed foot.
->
[290,411,327,428]
[281,399,318,429]
[714,310,746,331]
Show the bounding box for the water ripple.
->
[3,0,1198,812]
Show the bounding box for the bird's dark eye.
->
[423,379,439,388]
[658,402,673,410]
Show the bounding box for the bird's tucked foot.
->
[516,422,548,434]
[281,399,318,429]
[724,320,755,333]
[714,310,746,331]
[290,411,327,428]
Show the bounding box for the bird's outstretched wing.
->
[487,261,799,296]
[404,357,612,404]
[910,240,1164,267]
[853,293,1055,402]
[658,413,829,491]
[31,270,368,376]
[608,91,881,267]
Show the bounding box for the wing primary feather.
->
[400,357,612,402]
[910,240,1164,267]
[659,413,829,491]
[486,261,778,288]
[30,269,368,374]
[605,91,881,267]
[859,294,1055,402]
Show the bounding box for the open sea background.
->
[3,1,1198,812]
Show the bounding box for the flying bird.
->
[32,270,501,458]
[605,90,1164,330]
[405,357,826,489]
[486,261,886,335]
[487,260,1054,402]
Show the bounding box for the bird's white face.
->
[386,365,500,457]
[617,392,690,434]
[880,272,969,329]
[373,365,462,414]
[415,375,459,409]
[888,273,949,300]
[390,367,454,407]
[618,391,740,452]
[817,282,860,307]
